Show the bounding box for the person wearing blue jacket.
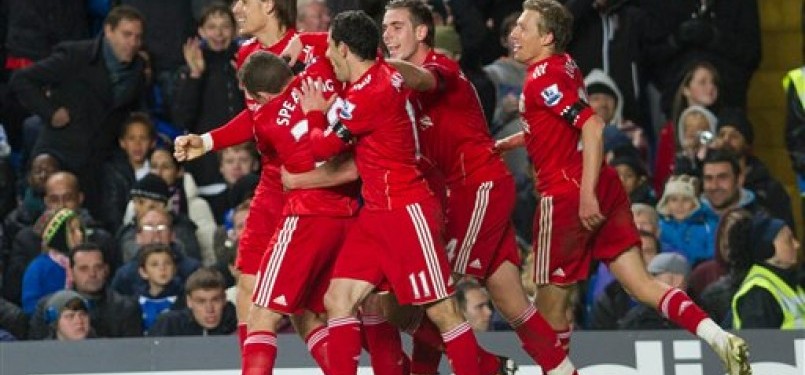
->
[658,175,718,267]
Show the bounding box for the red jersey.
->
[209,31,330,198]
[519,53,596,194]
[308,61,433,211]
[252,62,358,217]
[411,51,509,187]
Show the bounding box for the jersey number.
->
[408,271,431,300]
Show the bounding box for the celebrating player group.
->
[174,1,753,375]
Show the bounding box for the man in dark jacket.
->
[9,5,146,220]
[28,243,142,339]
[712,108,795,228]
[150,267,236,336]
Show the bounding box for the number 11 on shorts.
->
[409,271,431,300]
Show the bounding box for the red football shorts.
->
[447,176,520,279]
[532,168,640,285]
[236,184,284,275]
[252,215,354,314]
[333,197,455,305]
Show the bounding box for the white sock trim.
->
[546,357,576,375]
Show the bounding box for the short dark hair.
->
[522,0,573,53]
[69,242,104,268]
[703,148,741,177]
[238,51,294,96]
[455,279,485,311]
[331,11,380,61]
[105,5,145,30]
[270,0,297,31]
[185,267,226,295]
[386,0,435,47]
[120,112,156,140]
[199,2,236,28]
[137,243,175,269]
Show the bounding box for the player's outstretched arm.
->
[281,153,358,190]
[386,58,436,92]
[494,131,525,152]
[174,134,208,161]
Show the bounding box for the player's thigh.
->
[532,191,592,285]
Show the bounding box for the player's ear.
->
[542,31,555,48]
[415,24,428,43]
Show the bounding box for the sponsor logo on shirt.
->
[541,84,563,107]
[533,62,547,78]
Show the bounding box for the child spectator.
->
[21,208,84,314]
[172,3,244,200]
[102,112,156,232]
[610,155,656,206]
[144,146,216,266]
[117,174,201,264]
[136,244,183,333]
[674,106,718,177]
[657,175,718,266]
[205,144,259,223]
[43,290,92,341]
[149,267,236,336]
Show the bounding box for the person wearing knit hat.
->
[712,108,796,229]
[617,253,692,330]
[45,290,91,341]
[729,213,803,329]
[657,175,718,266]
[20,208,84,315]
[130,173,170,222]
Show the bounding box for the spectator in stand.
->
[711,108,795,228]
[136,244,184,333]
[695,208,754,325]
[122,147,217,266]
[455,279,493,332]
[730,214,803,329]
[4,153,62,246]
[102,112,156,233]
[21,208,84,314]
[41,290,93,341]
[610,155,656,206]
[782,65,805,225]
[657,175,718,267]
[206,144,260,223]
[619,253,692,330]
[3,172,117,305]
[149,267,236,336]
[121,0,195,118]
[111,208,200,296]
[3,0,88,69]
[297,0,331,32]
[585,69,650,162]
[565,0,649,126]
[631,203,661,240]
[654,62,721,194]
[0,297,27,340]
[172,3,244,201]
[28,243,143,339]
[674,106,717,177]
[117,174,202,264]
[700,149,763,220]
[9,6,147,220]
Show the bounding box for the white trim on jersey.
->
[454,181,494,274]
[254,216,299,307]
[406,203,449,300]
[536,196,553,285]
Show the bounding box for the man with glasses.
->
[2,172,115,305]
[110,208,200,296]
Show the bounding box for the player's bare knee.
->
[424,297,463,330]
[248,305,284,331]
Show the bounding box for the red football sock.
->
[555,327,572,354]
[408,315,444,351]
[410,335,442,375]
[238,323,248,351]
[361,314,407,375]
[305,325,333,375]
[327,317,362,375]
[441,322,481,375]
[509,304,572,372]
[658,288,708,335]
[242,331,277,375]
[477,347,502,375]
